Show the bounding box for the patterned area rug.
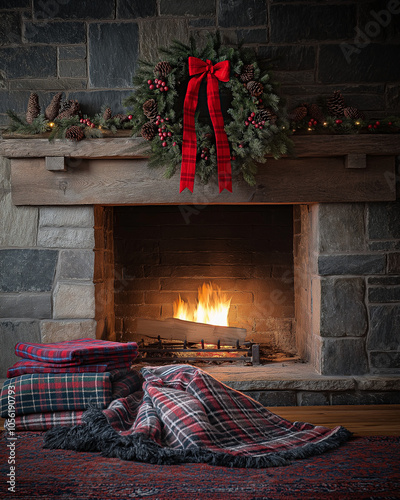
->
[0,432,399,499]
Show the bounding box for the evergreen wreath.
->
[124,32,292,187]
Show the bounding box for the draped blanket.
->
[44,365,352,468]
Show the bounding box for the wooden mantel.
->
[0,134,399,205]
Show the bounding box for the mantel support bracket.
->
[45,156,67,172]
[345,154,367,169]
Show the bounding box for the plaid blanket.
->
[1,369,142,418]
[10,411,85,431]
[14,338,138,365]
[7,359,133,378]
[45,364,352,468]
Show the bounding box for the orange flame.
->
[173,282,231,327]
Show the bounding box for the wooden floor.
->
[1,405,399,436]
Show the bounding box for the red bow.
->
[180,57,232,193]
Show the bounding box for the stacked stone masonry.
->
[0,155,96,375]
[293,159,400,378]
[1,1,399,402]
[1,0,400,125]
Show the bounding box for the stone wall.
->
[0,156,96,376]
[294,158,400,376]
[1,0,400,126]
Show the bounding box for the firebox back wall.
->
[112,205,295,350]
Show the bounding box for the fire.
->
[173,282,231,327]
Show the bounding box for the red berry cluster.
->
[244,112,265,130]
[156,115,177,147]
[308,119,318,127]
[147,79,169,92]
[368,120,381,130]
[335,119,343,125]
[80,118,95,129]
[200,147,209,161]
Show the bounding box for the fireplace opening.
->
[94,205,298,365]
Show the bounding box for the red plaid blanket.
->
[10,411,85,431]
[7,359,133,378]
[45,365,351,468]
[14,338,138,365]
[1,370,142,418]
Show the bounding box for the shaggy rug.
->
[0,432,399,499]
[43,364,351,467]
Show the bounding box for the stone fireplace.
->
[0,134,399,407]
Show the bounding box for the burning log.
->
[136,318,247,347]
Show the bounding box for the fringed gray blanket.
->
[44,364,351,468]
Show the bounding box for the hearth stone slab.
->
[53,282,95,319]
[203,363,400,405]
[319,277,367,337]
[0,293,51,319]
[318,254,386,276]
[0,249,58,293]
[40,320,96,343]
[0,320,41,378]
[58,250,94,280]
[204,363,356,391]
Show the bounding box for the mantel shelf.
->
[1,134,400,159]
[1,134,398,206]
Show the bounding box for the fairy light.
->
[49,122,55,128]
[323,122,328,127]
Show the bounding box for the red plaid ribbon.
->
[180,57,232,193]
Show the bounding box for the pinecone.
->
[112,113,129,123]
[143,99,158,122]
[141,122,157,141]
[240,64,255,83]
[44,92,62,121]
[327,90,345,116]
[65,125,85,142]
[246,81,264,97]
[343,106,365,120]
[103,107,112,121]
[154,61,172,78]
[26,92,40,124]
[56,100,80,120]
[256,108,277,124]
[308,103,325,123]
[289,106,308,122]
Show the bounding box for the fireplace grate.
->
[137,337,260,365]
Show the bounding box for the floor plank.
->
[1,405,399,436]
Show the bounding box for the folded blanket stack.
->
[1,338,140,430]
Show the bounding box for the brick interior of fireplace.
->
[94,205,296,355]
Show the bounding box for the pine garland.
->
[123,32,292,187]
